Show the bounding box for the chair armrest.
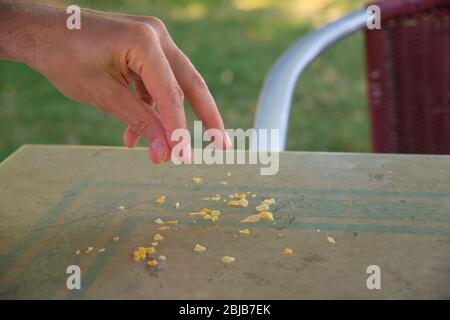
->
[251,8,372,151]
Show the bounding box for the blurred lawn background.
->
[0,0,370,161]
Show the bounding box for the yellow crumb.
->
[158,255,166,261]
[85,247,94,254]
[202,197,210,201]
[210,196,221,202]
[174,202,180,209]
[194,243,206,252]
[154,218,164,225]
[146,260,158,268]
[203,214,212,220]
[145,246,156,254]
[192,177,203,184]
[240,214,261,223]
[259,211,274,221]
[228,198,249,208]
[190,212,203,217]
[155,196,166,205]
[153,233,165,241]
[112,236,120,243]
[157,226,171,232]
[239,229,251,235]
[97,248,106,253]
[118,205,125,210]
[283,248,294,256]
[222,256,235,264]
[211,216,219,222]
[75,249,81,256]
[255,204,270,212]
[327,236,336,244]
[133,247,147,262]
[151,242,158,247]
[263,199,275,206]
[165,220,178,225]
[211,210,221,217]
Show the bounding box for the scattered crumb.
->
[222,256,235,264]
[157,226,171,232]
[154,218,164,225]
[147,260,158,268]
[259,211,274,221]
[194,243,206,252]
[133,247,147,262]
[228,198,249,208]
[145,246,156,254]
[118,205,125,210]
[263,198,275,206]
[153,233,165,241]
[174,202,180,209]
[220,181,228,186]
[240,214,261,223]
[98,248,106,253]
[75,249,81,256]
[239,229,251,235]
[192,177,203,184]
[151,242,158,247]
[283,248,294,256]
[203,214,212,220]
[202,197,210,201]
[165,220,178,225]
[255,204,270,212]
[85,247,94,254]
[327,236,336,244]
[210,196,221,202]
[317,229,321,233]
[252,194,256,197]
[277,233,284,238]
[227,172,232,177]
[155,196,166,205]
[158,255,167,261]
[112,236,120,243]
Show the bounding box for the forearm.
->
[0,1,66,69]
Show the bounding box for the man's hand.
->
[0,1,231,163]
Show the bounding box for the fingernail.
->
[225,131,232,149]
[152,139,168,163]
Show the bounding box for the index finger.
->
[167,46,231,149]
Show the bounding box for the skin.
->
[0,1,232,163]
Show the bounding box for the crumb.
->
[227,172,231,177]
[155,196,166,205]
[75,249,81,256]
[85,247,94,254]
[153,233,165,241]
[154,218,164,225]
[165,220,178,225]
[158,255,166,261]
[220,181,228,186]
[118,205,125,210]
[222,256,235,264]
[157,226,171,232]
[239,229,251,235]
[174,202,180,209]
[146,260,158,268]
[98,248,106,253]
[283,248,294,256]
[255,204,270,212]
[192,177,203,184]
[194,243,206,252]
[327,236,336,244]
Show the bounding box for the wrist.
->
[0,1,67,71]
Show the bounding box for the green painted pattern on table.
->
[1,180,449,298]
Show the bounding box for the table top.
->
[0,145,449,299]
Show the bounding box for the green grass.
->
[0,0,370,161]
